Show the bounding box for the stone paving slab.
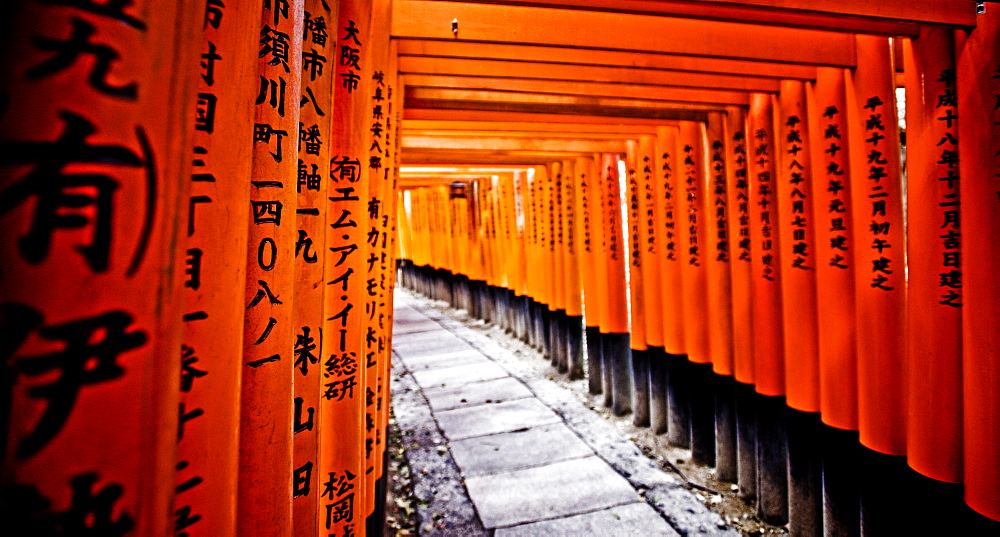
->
[495,502,681,536]
[393,338,475,358]
[410,361,510,390]
[448,422,594,476]
[392,319,443,336]
[423,376,533,412]
[401,349,493,372]
[434,397,561,441]
[464,456,640,529]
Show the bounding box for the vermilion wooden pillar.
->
[850,35,907,459]
[812,67,859,431]
[320,0,373,534]
[724,107,754,384]
[655,126,686,357]
[625,141,650,425]
[747,92,788,526]
[293,2,335,534]
[578,155,606,393]
[0,2,199,534]
[638,136,664,353]
[775,80,820,415]
[240,2,304,534]
[704,113,734,379]
[957,10,1000,522]
[601,153,632,416]
[678,121,710,365]
[904,27,963,485]
[177,1,258,535]
[747,94,785,398]
[563,159,585,380]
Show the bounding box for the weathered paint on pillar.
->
[178,1,259,534]
[849,35,907,457]
[0,2,199,534]
[747,94,785,396]
[811,67,859,429]
[724,107,754,382]
[292,1,336,533]
[957,11,1000,521]
[319,0,373,533]
[704,113,735,373]
[775,80,820,414]
[679,121,710,364]
[625,142,648,352]
[904,27,963,484]
[655,127,686,355]
[602,154,629,336]
[239,2,304,533]
[638,137,664,350]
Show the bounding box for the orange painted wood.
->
[399,59,782,94]
[704,113,735,372]
[811,67,859,429]
[655,127,686,355]
[579,155,606,328]
[601,154,630,334]
[775,80,820,414]
[747,93,785,396]
[239,2,304,534]
[625,142,648,351]
[178,1,259,535]
[849,35,907,456]
[431,0,933,34]
[957,10,1000,521]
[396,40,819,80]
[391,1,858,66]
[535,164,553,309]
[292,1,336,533]
[320,0,373,533]
[515,170,531,297]
[563,160,584,318]
[723,107,753,380]
[404,108,702,126]
[904,28,963,484]
[551,161,568,313]
[679,121,711,364]
[638,136,664,348]
[0,2,199,534]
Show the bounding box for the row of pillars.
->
[1,1,400,535]
[394,20,1000,532]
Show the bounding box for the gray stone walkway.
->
[391,290,738,536]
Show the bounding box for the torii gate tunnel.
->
[0,0,997,535]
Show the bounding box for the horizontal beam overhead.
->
[400,149,617,165]
[405,88,715,121]
[392,1,858,67]
[415,0,974,33]
[402,134,629,152]
[402,120,668,135]
[404,75,752,105]
[403,108,707,125]
[395,40,819,80]
[399,57,782,92]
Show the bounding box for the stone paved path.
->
[391,291,738,536]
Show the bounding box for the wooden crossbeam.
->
[402,134,629,152]
[402,120,668,135]
[409,0,974,32]
[392,1,858,67]
[395,40,819,80]
[399,57,782,93]
[403,108,707,125]
[404,75,752,105]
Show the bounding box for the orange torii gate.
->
[1,1,998,535]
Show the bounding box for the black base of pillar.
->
[602,332,632,416]
[822,426,860,537]
[787,409,822,537]
[714,375,737,483]
[648,346,668,435]
[631,348,650,427]
[586,326,603,395]
[756,394,789,526]
[690,362,716,467]
[667,353,691,448]
[566,315,584,379]
[736,381,758,503]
